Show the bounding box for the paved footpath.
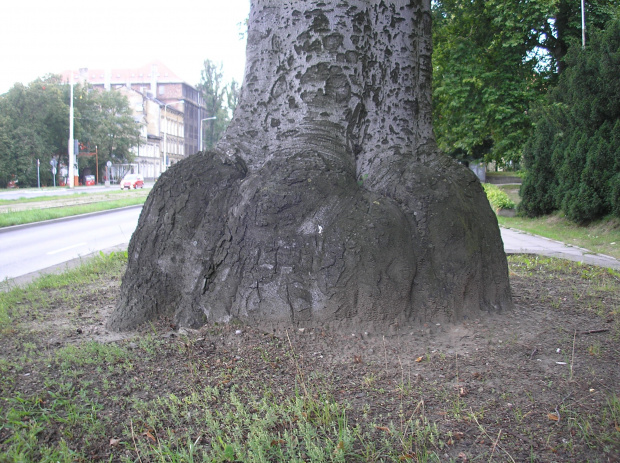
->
[500,227,620,270]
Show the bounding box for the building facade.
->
[117,87,168,180]
[63,61,206,176]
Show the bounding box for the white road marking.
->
[47,242,87,255]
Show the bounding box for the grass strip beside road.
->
[0,196,146,228]
[0,188,134,205]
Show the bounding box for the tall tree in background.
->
[108,0,513,332]
[227,78,240,115]
[431,0,617,167]
[0,76,67,187]
[0,77,140,187]
[543,0,618,73]
[75,89,140,179]
[197,60,229,150]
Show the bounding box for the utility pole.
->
[68,72,75,188]
[581,0,586,48]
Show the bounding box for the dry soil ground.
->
[0,254,619,462]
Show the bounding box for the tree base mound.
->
[107,146,513,332]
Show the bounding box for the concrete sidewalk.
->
[500,227,620,270]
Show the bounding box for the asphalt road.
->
[1,207,619,287]
[0,207,141,283]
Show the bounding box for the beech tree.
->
[108,0,513,331]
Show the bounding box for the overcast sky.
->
[0,0,250,94]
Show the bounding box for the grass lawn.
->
[0,252,618,462]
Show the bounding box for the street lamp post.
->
[162,100,184,173]
[68,72,75,188]
[200,116,217,152]
[581,0,586,48]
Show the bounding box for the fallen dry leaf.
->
[109,438,120,447]
[547,413,560,421]
[615,425,620,432]
[415,356,423,363]
[399,454,414,460]
[375,426,391,433]
[458,452,468,461]
[143,430,156,442]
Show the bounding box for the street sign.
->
[107,161,112,167]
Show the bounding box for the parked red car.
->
[119,173,144,189]
[84,175,96,186]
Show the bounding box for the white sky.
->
[0,0,250,94]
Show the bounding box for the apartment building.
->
[63,61,206,175]
[117,86,171,180]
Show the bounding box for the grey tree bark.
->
[107,0,513,332]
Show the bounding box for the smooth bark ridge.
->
[107,0,513,332]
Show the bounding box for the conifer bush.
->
[520,19,620,223]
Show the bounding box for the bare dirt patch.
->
[1,255,619,462]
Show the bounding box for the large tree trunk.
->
[107,0,513,332]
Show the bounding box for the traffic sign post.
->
[105,161,111,187]
[50,159,58,188]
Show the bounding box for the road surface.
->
[1,207,619,287]
[0,207,141,283]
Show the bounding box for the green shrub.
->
[482,183,516,210]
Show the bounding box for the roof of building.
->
[60,60,186,86]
